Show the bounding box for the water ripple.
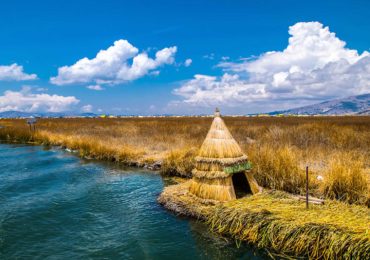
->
[0,144,265,259]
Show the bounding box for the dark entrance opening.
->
[232,172,252,198]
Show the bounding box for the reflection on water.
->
[0,144,266,259]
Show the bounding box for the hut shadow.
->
[232,172,252,198]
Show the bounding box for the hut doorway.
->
[232,172,252,198]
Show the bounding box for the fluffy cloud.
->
[0,88,79,112]
[50,39,177,86]
[173,74,266,106]
[81,104,93,112]
[174,22,370,110]
[0,63,37,81]
[86,85,104,91]
[184,58,192,67]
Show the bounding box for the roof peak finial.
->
[215,107,221,117]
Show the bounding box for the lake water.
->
[0,144,265,259]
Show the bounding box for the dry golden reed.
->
[0,116,369,205]
[207,191,370,259]
[320,153,369,206]
[158,183,370,259]
[248,144,307,194]
[189,178,235,202]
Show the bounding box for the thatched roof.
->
[189,109,260,200]
[192,108,249,179]
[195,108,247,165]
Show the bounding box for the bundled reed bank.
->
[158,185,370,259]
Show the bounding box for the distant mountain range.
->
[270,94,370,115]
[0,94,369,118]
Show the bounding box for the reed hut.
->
[189,108,260,201]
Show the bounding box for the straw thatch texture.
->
[189,177,236,201]
[196,114,246,165]
[189,109,260,201]
[192,169,229,179]
[245,171,262,194]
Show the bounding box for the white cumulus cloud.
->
[81,104,93,112]
[184,58,192,67]
[50,39,177,86]
[173,74,266,106]
[174,22,370,111]
[86,85,104,91]
[0,63,37,81]
[0,88,79,112]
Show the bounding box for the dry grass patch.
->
[320,153,369,206]
[161,147,197,177]
[1,116,369,205]
[249,144,307,194]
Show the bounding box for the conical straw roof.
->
[195,108,247,165]
[190,108,256,201]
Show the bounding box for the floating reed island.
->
[1,112,369,258]
[158,109,370,259]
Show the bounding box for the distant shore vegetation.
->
[1,116,368,206]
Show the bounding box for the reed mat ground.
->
[158,181,370,259]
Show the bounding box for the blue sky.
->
[0,0,369,115]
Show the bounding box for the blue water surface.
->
[0,144,265,259]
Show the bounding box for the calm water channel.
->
[0,144,266,259]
